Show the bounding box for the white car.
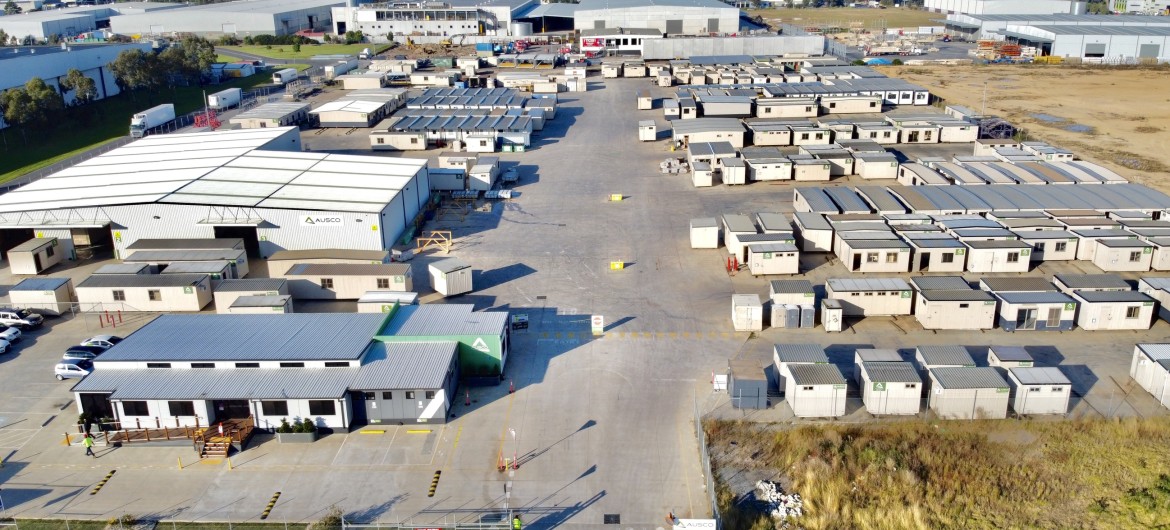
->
[80,335,123,350]
[0,324,20,344]
[55,359,92,380]
[0,308,43,330]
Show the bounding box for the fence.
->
[693,392,720,529]
[342,518,513,530]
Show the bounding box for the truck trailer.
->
[272,68,297,85]
[207,88,242,111]
[325,59,359,80]
[129,103,176,138]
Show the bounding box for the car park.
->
[0,308,44,330]
[0,324,20,344]
[80,335,123,350]
[54,359,92,380]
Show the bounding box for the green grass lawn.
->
[0,73,274,184]
[15,520,308,530]
[220,43,392,60]
[747,6,939,29]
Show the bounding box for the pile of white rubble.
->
[755,480,803,520]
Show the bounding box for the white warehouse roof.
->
[0,127,427,215]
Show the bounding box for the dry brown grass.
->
[707,418,1170,530]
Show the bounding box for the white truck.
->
[272,68,298,85]
[324,59,359,80]
[359,48,372,60]
[207,87,242,110]
[129,103,176,138]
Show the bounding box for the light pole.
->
[509,427,517,469]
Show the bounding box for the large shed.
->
[928,367,1010,420]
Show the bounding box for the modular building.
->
[859,362,922,416]
[785,364,848,418]
[1092,239,1153,272]
[916,345,977,373]
[1130,343,1170,410]
[839,239,911,273]
[75,274,212,312]
[123,249,250,279]
[1015,231,1078,261]
[906,235,967,272]
[671,118,746,149]
[825,278,913,317]
[229,295,293,314]
[743,121,793,147]
[1071,290,1156,330]
[987,346,1033,368]
[731,294,764,332]
[928,367,1010,420]
[994,291,1077,332]
[963,240,1032,273]
[1007,367,1071,416]
[690,218,720,249]
[6,237,64,275]
[979,276,1057,293]
[727,359,768,409]
[213,278,289,314]
[820,95,883,114]
[376,304,510,377]
[1138,277,1170,322]
[429,258,473,297]
[854,153,900,180]
[769,280,815,306]
[746,243,799,276]
[721,214,758,257]
[283,263,414,299]
[773,343,831,395]
[8,277,76,316]
[914,289,997,331]
[1053,273,1131,293]
[793,213,833,252]
[755,98,817,119]
[266,249,391,277]
[229,102,312,129]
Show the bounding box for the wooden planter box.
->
[276,432,317,443]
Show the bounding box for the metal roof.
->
[1140,277,1170,292]
[1073,290,1154,304]
[1137,344,1170,361]
[788,363,846,386]
[856,349,902,362]
[920,290,996,302]
[862,362,921,384]
[671,118,745,136]
[774,344,829,364]
[72,366,359,400]
[381,304,507,337]
[692,218,718,228]
[1010,367,1070,386]
[823,187,871,214]
[77,274,207,288]
[1053,274,1130,290]
[1025,25,1170,37]
[127,238,242,250]
[748,243,798,253]
[94,263,150,274]
[855,186,907,214]
[930,367,1008,390]
[722,214,757,233]
[980,277,1056,292]
[125,249,244,262]
[430,258,471,274]
[1014,230,1076,240]
[990,346,1032,362]
[755,212,789,232]
[795,188,839,214]
[161,261,231,274]
[916,345,975,367]
[996,291,1077,305]
[770,280,814,294]
[843,239,908,250]
[351,342,458,390]
[794,212,832,231]
[214,278,288,292]
[230,102,310,121]
[9,238,56,252]
[11,277,70,291]
[96,314,387,362]
[964,240,1031,250]
[286,263,411,277]
[827,278,911,292]
[230,295,291,308]
[267,249,389,261]
[739,233,794,244]
[909,237,965,249]
[1098,238,1152,248]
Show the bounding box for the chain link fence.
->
[693,393,720,529]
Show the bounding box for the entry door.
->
[1018,309,1038,330]
[919,253,929,272]
[852,254,862,271]
[363,392,380,423]
[33,253,43,272]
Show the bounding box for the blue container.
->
[475,43,493,51]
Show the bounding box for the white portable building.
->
[720,158,747,186]
[913,289,997,331]
[820,95,882,114]
[429,258,473,297]
[8,277,76,316]
[1138,277,1170,322]
[690,218,720,249]
[987,346,1034,368]
[916,345,976,372]
[773,343,831,395]
[853,348,903,385]
[746,243,799,276]
[639,120,657,142]
[1007,367,1071,416]
[928,367,1010,420]
[792,159,832,181]
[732,294,764,332]
[906,236,967,273]
[721,214,758,257]
[1014,231,1078,261]
[1091,239,1153,272]
[1130,344,1170,410]
[825,278,913,317]
[793,213,833,253]
[859,362,922,416]
[769,280,815,306]
[76,274,212,312]
[228,295,293,314]
[1071,290,1156,331]
[1147,237,1170,271]
[266,249,391,278]
[213,278,289,314]
[838,239,911,273]
[6,237,64,275]
[785,364,848,418]
[692,162,715,187]
[854,153,899,180]
[963,240,1032,273]
[755,98,817,118]
[283,263,413,299]
[1053,274,1131,293]
[993,291,1077,332]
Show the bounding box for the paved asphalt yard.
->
[0,73,1167,527]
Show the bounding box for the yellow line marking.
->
[721,332,730,338]
[359,429,385,434]
[407,429,432,434]
[669,332,677,339]
[567,332,575,338]
[496,385,517,467]
[642,332,651,338]
[682,332,690,338]
[657,332,665,339]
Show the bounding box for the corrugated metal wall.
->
[643,36,825,60]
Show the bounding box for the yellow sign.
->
[609,194,623,202]
[610,261,624,270]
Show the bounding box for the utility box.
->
[800,304,815,328]
[690,218,720,249]
[429,258,473,297]
[731,294,763,332]
[721,158,747,186]
[822,298,844,332]
[7,238,64,275]
[639,120,657,142]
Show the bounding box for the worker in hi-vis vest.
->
[512,515,522,530]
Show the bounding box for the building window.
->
[325,361,350,367]
[405,391,416,399]
[815,133,824,140]
[1055,242,1068,252]
[280,362,305,368]
[866,252,879,263]
[870,101,877,108]
[905,383,917,389]
[1006,252,1020,263]
[191,363,215,368]
[146,362,171,369]
[321,278,334,289]
[940,253,954,263]
[801,133,809,140]
[308,400,336,416]
[363,392,375,400]
[801,386,813,391]
[885,252,898,263]
[45,246,54,258]
[829,102,837,109]
[959,303,969,309]
[1129,251,1142,262]
[1052,387,1064,392]
[122,401,149,416]
[1046,307,1062,327]
[377,278,390,289]
[382,392,393,400]
[425,390,435,399]
[410,138,418,144]
[261,401,289,416]
[235,362,260,368]
[376,138,385,144]
[168,401,195,416]
[148,290,162,301]
[1029,387,1042,393]
[1126,306,1141,319]
[112,290,126,301]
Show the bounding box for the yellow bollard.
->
[228,457,233,470]
[178,457,182,470]
[63,433,72,446]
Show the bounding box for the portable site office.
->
[1138,277,1170,322]
[283,263,413,300]
[1007,367,1071,416]
[859,361,922,416]
[993,291,1077,332]
[1130,344,1170,410]
[928,367,1010,420]
[1071,290,1156,331]
[987,346,1034,368]
[905,234,967,273]
[773,343,830,396]
[727,359,768,409]
[825,278,913,317]
[912,286,997,332]
[1014,231,1078,261]
[793,213,833,252]
[6,238,64,275]
[1092,239,1154,272]
[8,277,76,316]
[785,364,848,418]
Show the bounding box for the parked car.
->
[0,324,21,344]
[55,359,92,380]
[62,345,106,361]
[80,335,123,350]
[0,308,44,330]
[0,338,9,355]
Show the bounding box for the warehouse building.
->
[825,278,913,317]
[942,13,1170,41]
[927,0,1085,15]
[1001,24,1170,61]
[111,0,342,37]
[928,367,1011,420]
[1070,290,1156,330]
[784,364,847,418]
[332,0,534,40]
[0,128,429,261]
[858,361,922,416]
[0,3,180,40]
[573,0,739,36]
[727,359,768,409]
[1130,343,1170,410]
[1007,367,1071,416]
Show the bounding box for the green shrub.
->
[276,418,294,433]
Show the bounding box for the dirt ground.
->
[880,64,1170,190]
[747,7,938,30]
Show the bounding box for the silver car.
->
[55,359,92,380]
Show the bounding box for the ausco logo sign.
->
[301,215,343,226]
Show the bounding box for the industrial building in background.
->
[331,0,538,40]
[925,0,1087,15]
[573,0,740,36]
[0,2,181,40]
[110,0,343,37]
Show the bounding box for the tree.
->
[0,30,8,47]
[3,0,21,15]
[23,77,64,124]
[60,68,98,106]
[159,35,218,84]
[109,49,164,97]
[344,30,364,45]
